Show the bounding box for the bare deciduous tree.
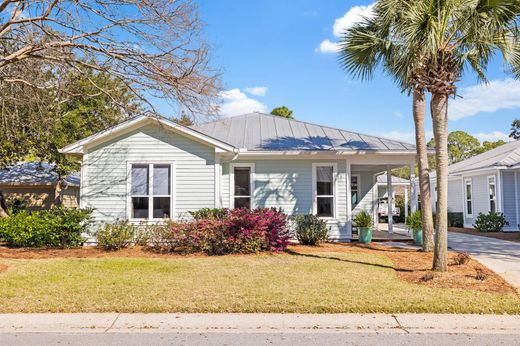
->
[0,0,220,115]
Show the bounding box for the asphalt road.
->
[2,332,520,346]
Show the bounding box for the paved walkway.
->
[0,313,519,334]
[448,232,520,290]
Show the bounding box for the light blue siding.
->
[83,124,215,225]
[501,171,518,231]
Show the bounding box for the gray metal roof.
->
[376,174,410,184]
[192,112,416,152]
[0,162,80,187]
[447,140,520,174]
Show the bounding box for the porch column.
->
[387,167,393,234]
[404,186,409,220]
[346,160,352,237]
[410,162,418,212]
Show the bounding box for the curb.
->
[0,313,519,334]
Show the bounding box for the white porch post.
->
[404,186,409,220]
[346,160,352,238]
[387,167,393,234]
[410,162,418,212]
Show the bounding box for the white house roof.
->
[447,140,520,174]
[192,112,416,152]
[0,162,79,187]
[376,174,410,184]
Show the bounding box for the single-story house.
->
[60,112,418,241]
[429,140,520,232]
[0,162,80,210]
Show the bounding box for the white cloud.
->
[317,3,376,54]
[472,131,510,143]
[316,39,340,53]
[244,86,268,97]
[218,88,267,117]
[450,79,520,120]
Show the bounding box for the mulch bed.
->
[449,227,520,243]
[0,264,7,273]
[0,243,517,295]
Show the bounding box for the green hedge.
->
[0,207,93,248]
[448,212,464,227]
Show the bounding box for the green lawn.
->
[1,250,519,313]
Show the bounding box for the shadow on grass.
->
[285,249,414,273]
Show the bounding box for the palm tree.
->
[338,1,435,253]
[340,0,520,271]
[392,0,520,271]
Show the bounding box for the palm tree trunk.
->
[431,93,449,272]
[413,89,434,252]
[0,191,8,218]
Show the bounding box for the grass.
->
[1,246,519,314]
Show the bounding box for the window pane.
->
[467,201,472,215]
[317,167,333,195]
[466,183,472,199]
[131,165,149,195]
[489,184,496,199]
[132,197,149,218]
[153,197,171,218]
[234,197,251,209]
[234,167,250,196]
[490,200,496,213]
[351,176,358,190]
[153,165,171,195]
[317,197,333,217]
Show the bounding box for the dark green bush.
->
[189,208,227,220]
[353,210,373,228]
[473,212,509,232]
[448,212,464,227]
[405,210,422,234]
[97,220,136,250]
[0,207,92,248]
[291,214,328,245]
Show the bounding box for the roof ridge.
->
[196,112,414,147]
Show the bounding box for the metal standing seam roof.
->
[192,112,416,152]
[445,140,520,174]
[0,162,80,187]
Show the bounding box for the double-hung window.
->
[488,176,496,213]
[130,163,172,220]
[231,164,254,209]
[465,178,473,216]
[314,164,336,218]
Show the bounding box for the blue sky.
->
[187,0,520,144]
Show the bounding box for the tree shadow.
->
[258,136,376,151]
[285,248,414,272]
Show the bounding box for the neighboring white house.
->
[60,112,418,241]
[429,140,520,232]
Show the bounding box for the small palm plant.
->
[406,211,423,245]
[353,210,373,244]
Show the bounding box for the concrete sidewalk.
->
[448,232,520,290]
[1,313,519,334]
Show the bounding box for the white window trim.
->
[312,162,337,220]
[487,175,497,213]
[229,163,255,209]
[464,178,473,217]
[351,174,361,209]
[127,161,175,222]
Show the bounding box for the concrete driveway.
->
[448,232,520,291]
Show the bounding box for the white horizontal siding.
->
[502,171,518,231]
[83,124,215,225]
[463,173,495,227]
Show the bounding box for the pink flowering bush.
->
[150,208,290,255]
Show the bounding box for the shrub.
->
[405,210,422,234]
[448,212,464,227]
[147,208,290,255]
[189,208,227,220]
[291,214,328,245]
[0,207,92,248]
[353,210,373,228]
[473,212,509,232]
[452,252,470,265]
[475,269,488,281]
[97,220,135,250]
